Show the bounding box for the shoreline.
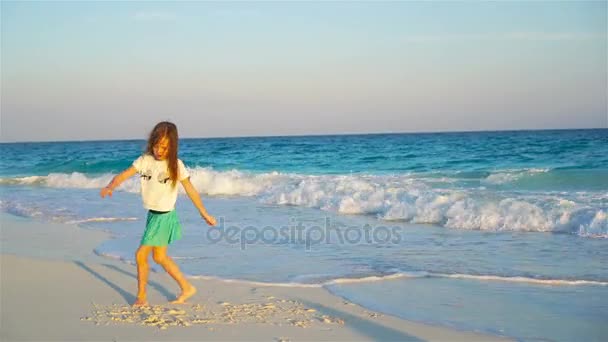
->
[0,212,511,341]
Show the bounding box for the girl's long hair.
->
[145,121,179,187]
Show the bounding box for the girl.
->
[100,121,216,306]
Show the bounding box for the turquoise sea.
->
[1,129,607,341]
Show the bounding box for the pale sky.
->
[1,1,607,142]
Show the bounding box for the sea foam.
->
[2,168,606,236]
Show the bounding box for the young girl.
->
[100,121,216,306]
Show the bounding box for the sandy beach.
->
[2,1,606,340]
[0,213,511,341]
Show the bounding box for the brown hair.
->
[145,121,179,187]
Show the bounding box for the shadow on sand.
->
[74,261,136,304]
[74,261,176,304]
[297,298,425,341]
[102,263,175,301]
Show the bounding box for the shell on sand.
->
[83,298,345,330]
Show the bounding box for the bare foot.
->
[170,285,197,304]
[133,297,148,307]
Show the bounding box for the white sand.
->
[0,213,511,341]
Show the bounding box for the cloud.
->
[208,8,261,19]
[402,32,600,43]
[501,32,598,41]
[133,11,176,22]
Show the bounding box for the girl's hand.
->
[202,213,217,226]
[100,186,113,198]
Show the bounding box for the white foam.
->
[444,198,553,232]
[1,169,606,236]
[158,270,608,288]
[91,246,608,288]
[482,168,550,185]
[0,175,46,185]
[187,274,322,288]
[0,173,141,193]
[0,201,45,218]
[578,210,607,238]
[66,217,139,224]
[93,250,137,267]
[436,273,608,286]
[324,272,419,285]
[188,167,281,196]
[325,271,608,287]
[188,271,427,288]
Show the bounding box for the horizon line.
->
[1,126,606,144]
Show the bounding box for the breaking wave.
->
[1,168,606,237]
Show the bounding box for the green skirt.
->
[140,210,182,246]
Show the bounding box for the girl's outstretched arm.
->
[181,177,217,226]
[100,166,138,198]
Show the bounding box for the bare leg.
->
[153,246,196,304]
[134,245,153,306]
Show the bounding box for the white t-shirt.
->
[132,154,190,211]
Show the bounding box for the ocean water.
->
[1,129,607,341]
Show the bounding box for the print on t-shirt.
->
[141,169,152,181]
[157,171,170,184]
[132,154,190,211]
